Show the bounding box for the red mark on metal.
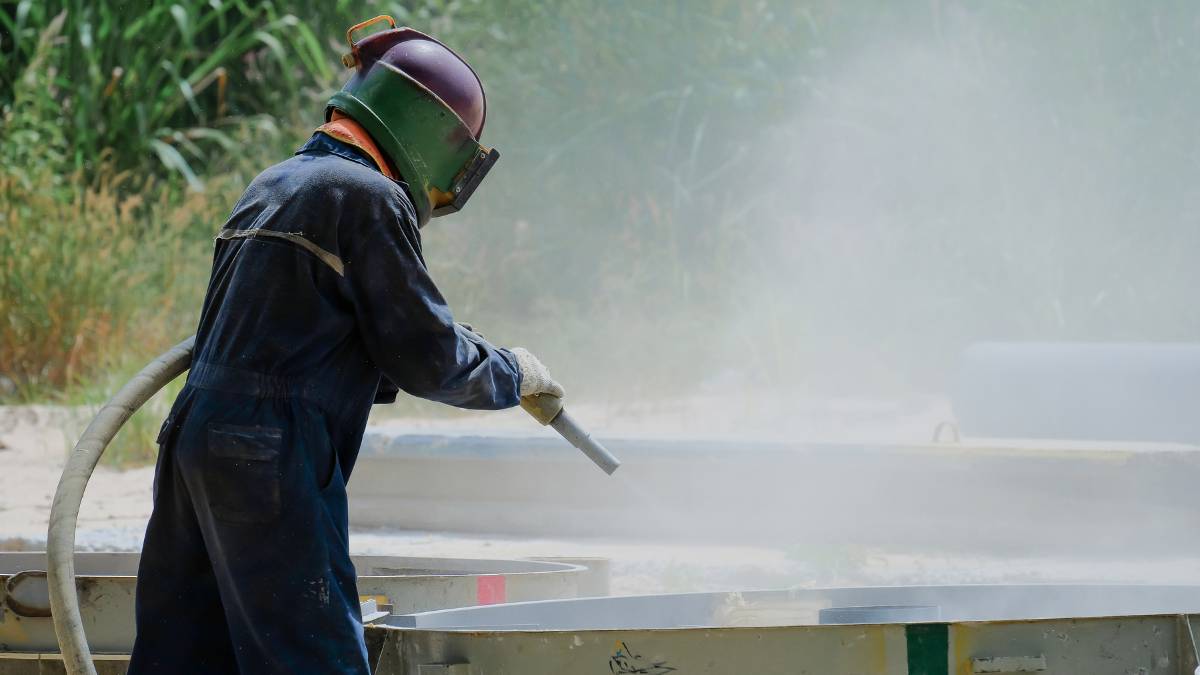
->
[476,575,506,605]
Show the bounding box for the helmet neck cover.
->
[328,17,498,226]
[317,111,399,181]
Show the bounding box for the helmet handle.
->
[341,15,396,68]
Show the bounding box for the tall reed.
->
[0,0,335,186]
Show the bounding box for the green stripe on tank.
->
[906,623,949,675]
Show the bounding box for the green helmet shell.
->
[328,21,499,226]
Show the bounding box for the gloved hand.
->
[510,347,565,398]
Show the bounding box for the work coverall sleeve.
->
[342,199,522,410]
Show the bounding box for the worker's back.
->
[185,137,413,463]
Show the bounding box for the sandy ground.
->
[4,402,1199,596]
[0,406,155,547]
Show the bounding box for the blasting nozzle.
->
[520,394,621,475]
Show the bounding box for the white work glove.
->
[510,347,565,398]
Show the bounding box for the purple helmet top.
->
[355,27,487,139]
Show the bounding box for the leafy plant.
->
[0,0,334,187]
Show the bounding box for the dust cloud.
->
[397,4,1200,591]
[442,4,1200,403]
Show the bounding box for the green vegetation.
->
[0,1,333,185]
[0,0,808,403]
[4,2,1200,464]
[0,0,351,463]
[0,0,338,403]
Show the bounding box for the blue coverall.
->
[127,133,522,674]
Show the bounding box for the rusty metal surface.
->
[0,558,129,655]
[0,652,129,675]
[367,616,1200,674]
[364,585,1200,674]
[363,585,1200,674]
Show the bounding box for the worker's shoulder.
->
[252,152,384,191]
[252,153,412,210]
[239,154,419,240]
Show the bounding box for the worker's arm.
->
[341,189,521,410]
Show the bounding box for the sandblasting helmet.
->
[328,16,499,226]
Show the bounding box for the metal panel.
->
[365,585,1200,674]
[10,567,1200,674]
[953,342,1200,443]
[389,585,1200,630]
[950,617,1189,674]
[367,615,1200,674]
[0,553,599,656]
[371,623,911,675]
[350,431,1200,556]
[0,652,130,675]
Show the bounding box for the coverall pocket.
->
[154,416,174,446]
[205,423,283,524]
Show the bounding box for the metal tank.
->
[0,552,600,671]
[953,342,1200,444]
[350,430,1200,557]
[366,585,1200,674]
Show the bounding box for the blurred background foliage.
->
[3,0,1200,420]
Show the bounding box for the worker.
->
[127,19,562,674]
